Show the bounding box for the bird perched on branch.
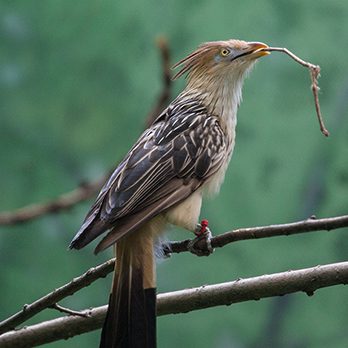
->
[70,39,269,348]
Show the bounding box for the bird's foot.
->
[161,243,172,258]
[187,219,214,256]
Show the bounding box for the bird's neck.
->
[183,69,247,134]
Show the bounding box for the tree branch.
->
[1,261,347,347]
[49,303,91,318]
[0,37,172,227]
[145,36,172,127]
[165,214,348,254]
[0,179,105,226]
[0,259,115,335]
[1,214,347,335]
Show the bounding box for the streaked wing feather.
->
[94,178,200,253]
[71,96,227,250]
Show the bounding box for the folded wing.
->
[69,98,226,253]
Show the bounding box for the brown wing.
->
[69,96,227,252]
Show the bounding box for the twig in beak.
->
[261,47,329,137]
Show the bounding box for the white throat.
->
[185,63,255,133]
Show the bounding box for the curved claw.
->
[188,225,214,257]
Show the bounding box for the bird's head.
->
[173,39,269,85]
[172,39,269,124]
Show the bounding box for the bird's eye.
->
[220,48,230,57]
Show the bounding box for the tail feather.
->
[100,231,157,348]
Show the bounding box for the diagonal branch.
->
[1,261,347,347]
[0,37,172,227]
[1,214,347,335]
[145,36,172,127]
[0,259,115,335]
[0,179,105,226]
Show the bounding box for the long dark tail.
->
[100,229,157,348]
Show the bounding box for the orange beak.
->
[246,41,270,58]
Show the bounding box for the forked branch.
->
[0,38,172,227]
[1,261,347,347]
[0,259,115,335]
[1,214,347,335]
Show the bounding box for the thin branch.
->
[0,179,105,226]
[49,303,91,318]
[165,214,348,254]
[145,36,172,127]
[1,214,347,335]
[262,46,329,137]
[0,259,115,335]
[0,37,172,227]
[1,261,348,347]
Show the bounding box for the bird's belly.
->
[165,190,203,232]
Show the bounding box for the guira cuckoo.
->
[70,39,269,348]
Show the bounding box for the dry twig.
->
[49,303,90,318]
[261,47,329,137]
[1,261,347,347]
[0,179,105,226]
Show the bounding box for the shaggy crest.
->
[172,39,250,80]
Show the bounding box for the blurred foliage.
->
[1,0,348,347]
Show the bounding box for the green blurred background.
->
[1,0,348,347]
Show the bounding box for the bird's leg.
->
[187,219,214,256]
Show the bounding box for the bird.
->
[69,39,269,348]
